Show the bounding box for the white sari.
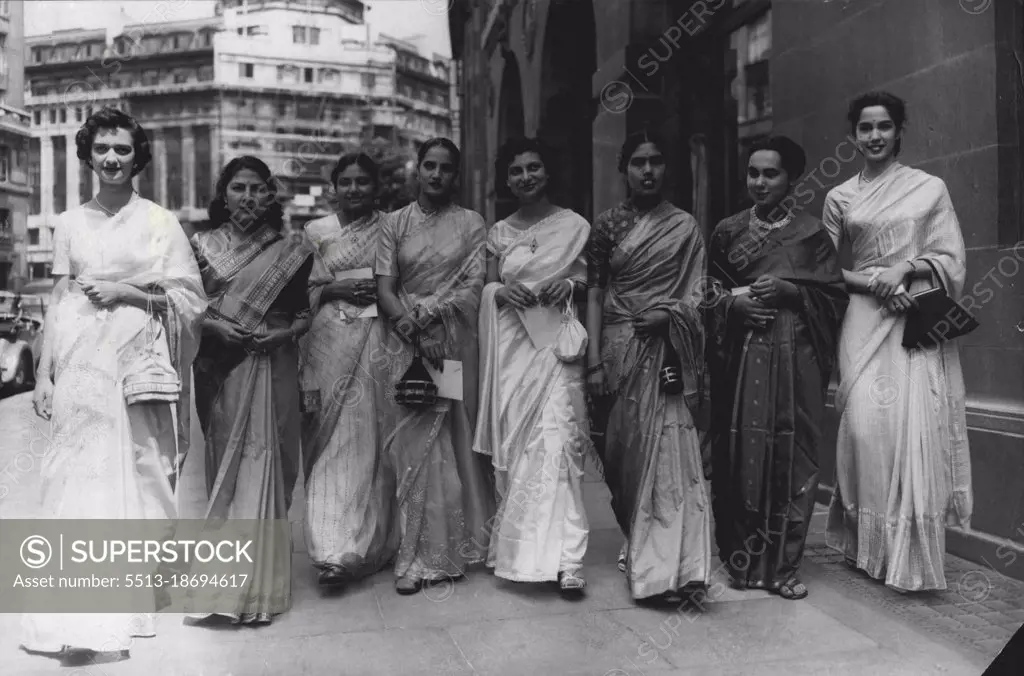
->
[823,163,972,591]
[21,198,206,653]
[474,209,592,581]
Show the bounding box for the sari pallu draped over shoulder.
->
[706,210,847,589]
[474,209,593,582]
[823,162,972,591]
[593,200,712,599]
[21,198,207,655]
[375,203,495,582]
[190,222,313,623]
[300,211,400,579]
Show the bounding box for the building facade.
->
[450,0,1024,577]
[0,0,30,292]
[24,0,453,276]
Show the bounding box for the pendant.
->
[530,237,538,254]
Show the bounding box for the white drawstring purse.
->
[552,294,588,363]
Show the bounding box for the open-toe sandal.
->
[559,570,586,594]
[775,578,808,600]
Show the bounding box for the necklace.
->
[749,206,793,232]
[95,191,136,216]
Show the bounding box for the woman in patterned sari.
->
[823,92,972,591]
[191,156,314,623]
[23,108,206,666]
[585,130,711,601]
[301,152,399,586]
[474,137,592,593]
[376,137,494,595]
[707,136,848,601]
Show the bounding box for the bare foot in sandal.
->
[775,578,808,600]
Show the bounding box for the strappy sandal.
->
[395,576,422,595]
[773,578,808,600]
[559,570,586,595]
[617,544,627,573]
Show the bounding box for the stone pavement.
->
[0,390,1016,675]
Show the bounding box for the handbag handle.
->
[918,258,945,293]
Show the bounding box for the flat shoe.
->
[395,577,422,595]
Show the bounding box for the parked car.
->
[0,291,45,395]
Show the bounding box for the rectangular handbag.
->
[901,259,979,349]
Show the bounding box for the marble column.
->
[65,132,80,208]
[182,125,196,210]
[40,136,54,216]
[152,127,168,206]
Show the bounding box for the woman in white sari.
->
[23,107,206,665]
[823,91,972,591]
[475,137,592,593]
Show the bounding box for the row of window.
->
[236,62,384,91]
[31,30,216,65]
[30,65,216,98]
[32,106,91,127]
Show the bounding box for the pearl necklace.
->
[94,191,137,216]
[749,206,793,232]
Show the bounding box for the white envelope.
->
[519,305,562,349]
[334,267,378,318]
[423,359,463,401]
[731,285,751,296]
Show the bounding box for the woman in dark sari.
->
[707,136,848,600]
[191,156,314,624]
[586,130,711,601]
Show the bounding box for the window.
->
[309,27,321,45]
[59,108,66,123]
[304,68,313,84]
[75,108,82,122]
[198,65,214,81]
[49,109,56,124]
[173,35,180,49]
[31,263,47,280]
[28,228,39,246]
[33,48,41,64]
[0,145,10,182]
[240,62,254,79]
[292,26,306,43]
[52,137,66,213]
[362,73,376,90]
[29,137,40,215]
[174,71,189,84]
[33,111,40,126]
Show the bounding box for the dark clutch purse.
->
[901,259,979,349]
[659,340,685,396]
[394,352,438,410]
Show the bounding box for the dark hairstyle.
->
[617,128,667,174]
[207,155,285,231]
[416,137,461,172]
[494,136,557,200]
[847,90,907,156]
[330,152,381,190]
[747,135,807,181]
[75,106,153,177]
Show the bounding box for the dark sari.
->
[706,209,847,589]
[190,223,314,624]
[588,200,712,599]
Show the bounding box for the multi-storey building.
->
[0,0,30,292]
[451,0,1024,579]
[24,0,453,276]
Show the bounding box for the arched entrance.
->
[495,52,526,221]
[537,0,597,219]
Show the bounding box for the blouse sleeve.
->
[50,214,71,276]
[822,192,845,251]
[485,222,504,257]
[375,211,400,277]
[586,213,613,288]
